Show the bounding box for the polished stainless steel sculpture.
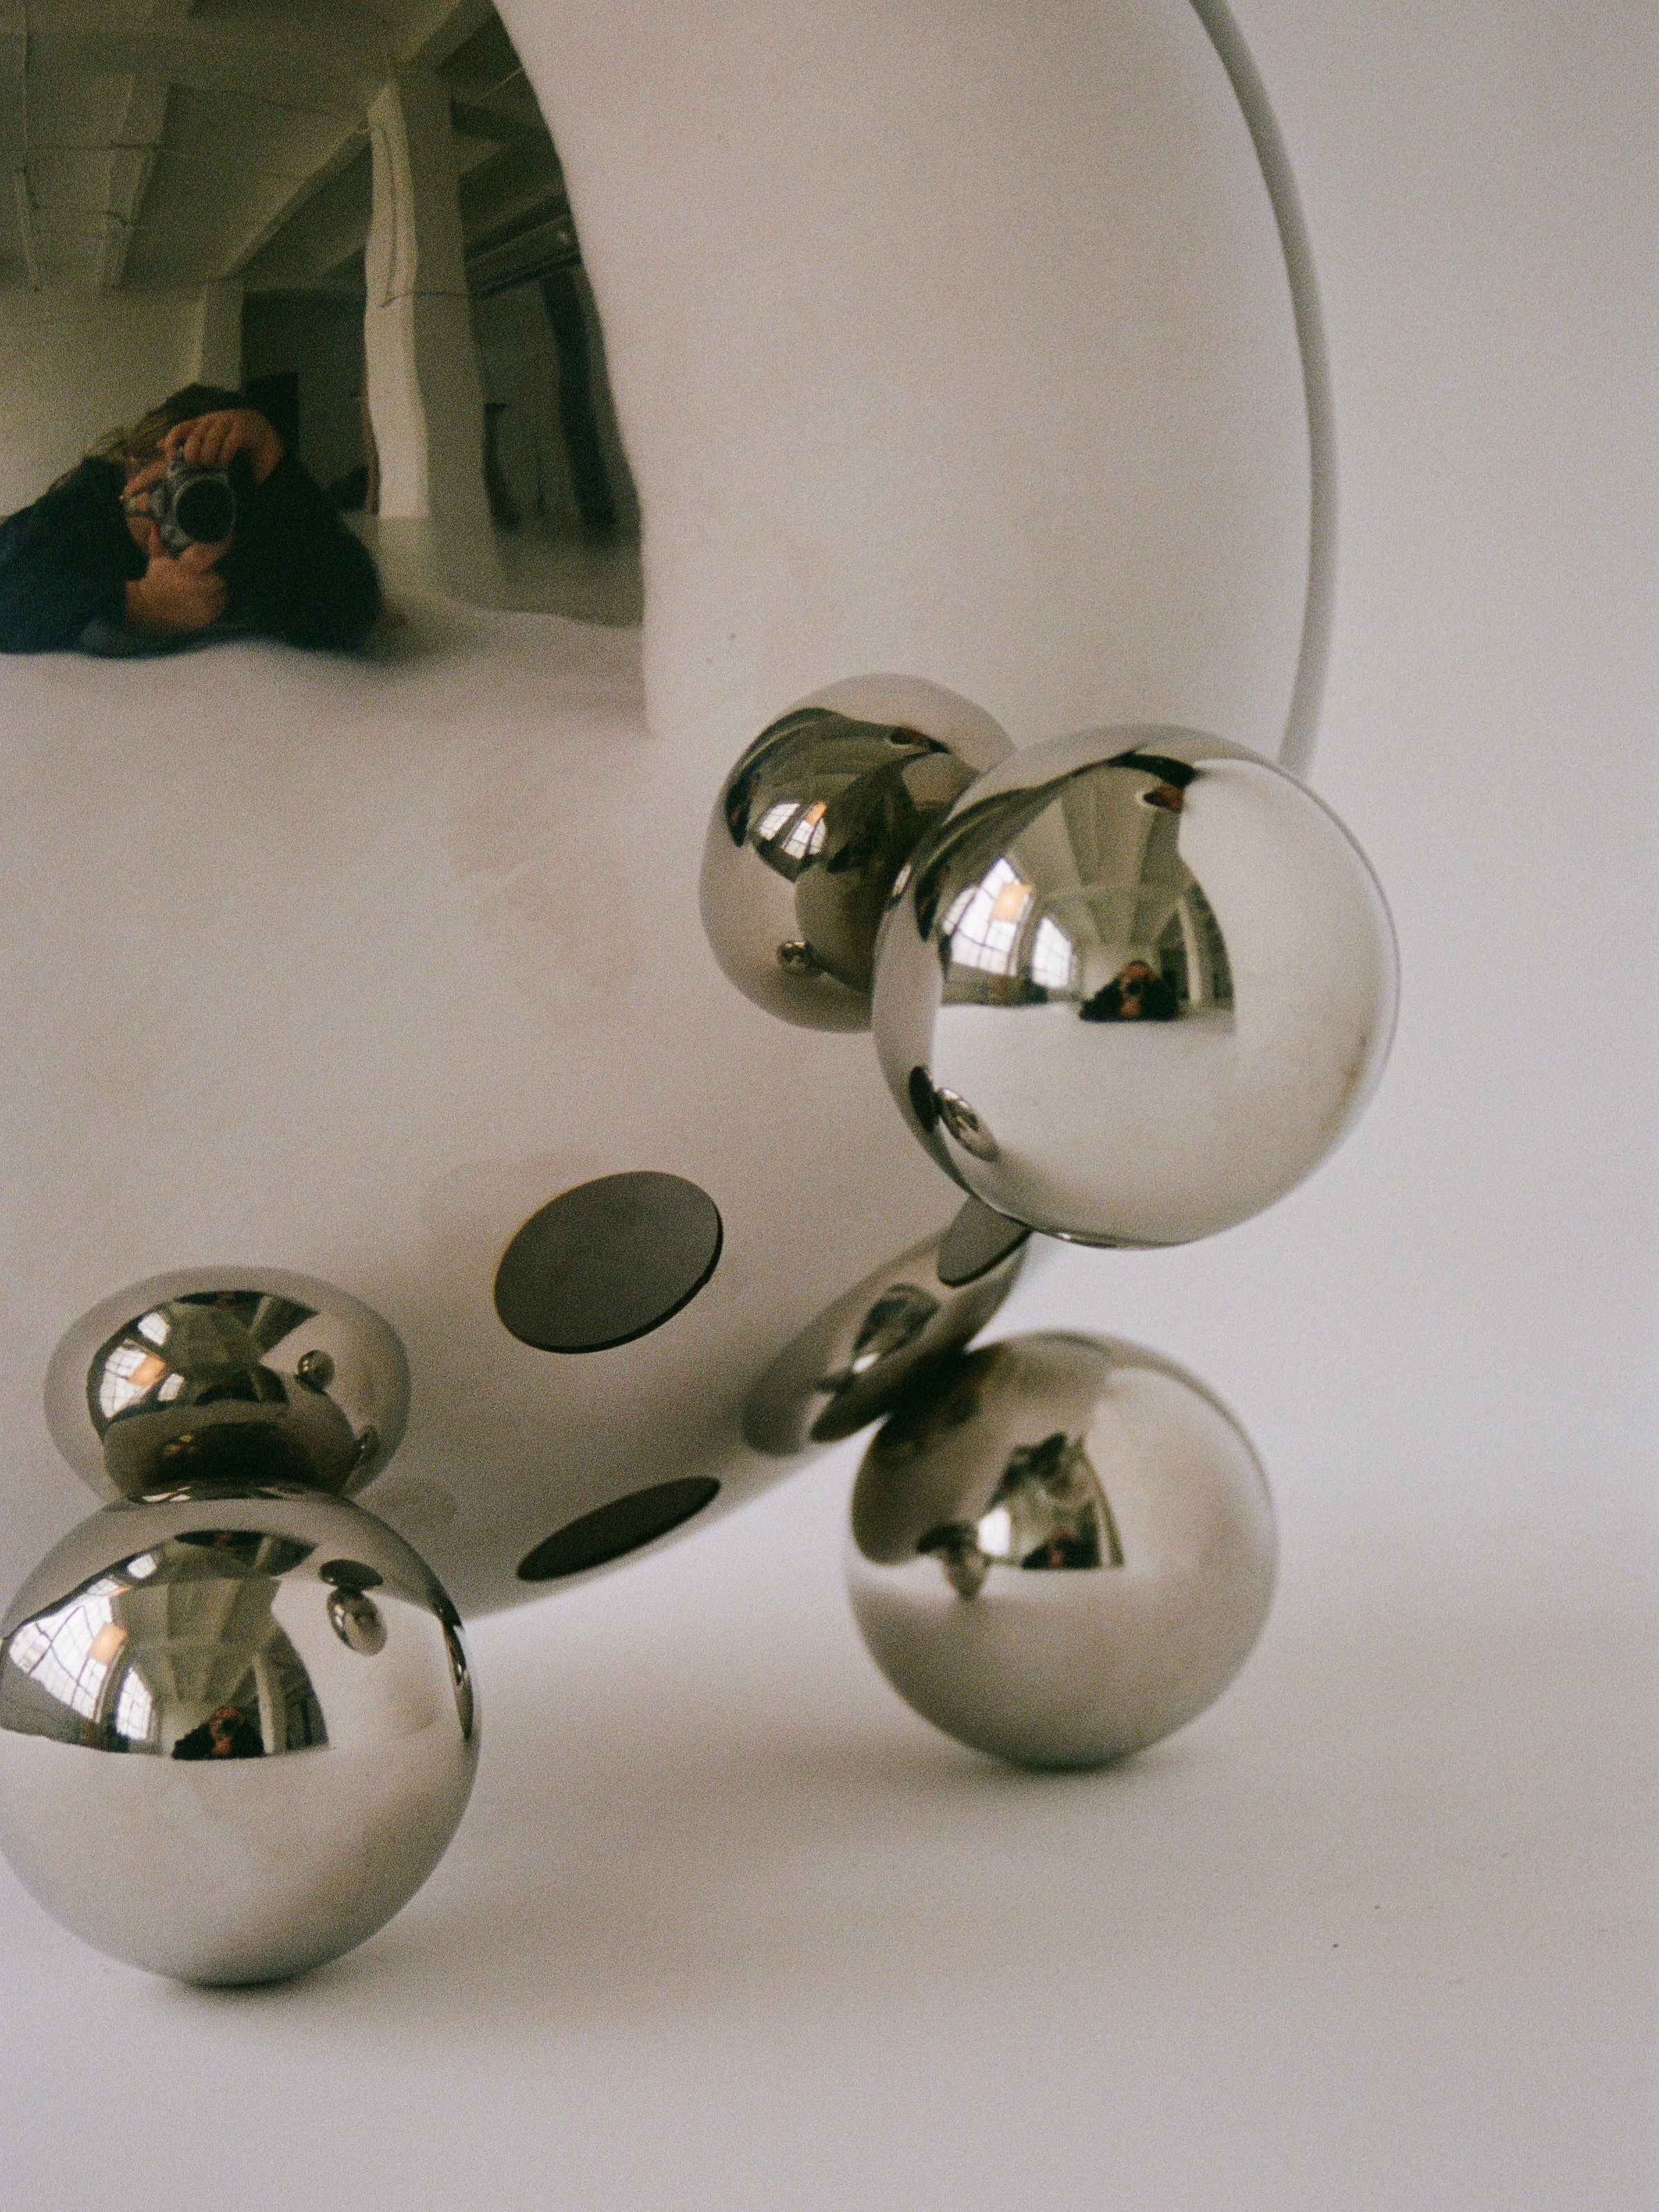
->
[844,1331,1276,1767]
[699,675,1011,1029]
[0,1270,477,1985]
[870,726,1398,1245]
[698,685,1398,1771]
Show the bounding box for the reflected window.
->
[1029,915,1074,994]
[943,858,1034,978]
[112,1668,155,1748]
[97,1340,170,1423]
[7,1575,124,1720]
[778,800,828,862]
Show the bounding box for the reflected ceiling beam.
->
[447,98,545,152]
[24,12,386,112]
[97,79,167,291]
[395,0,495,73]
[98,0,193,292]
[241,155,370,293]
[221,123,370,282]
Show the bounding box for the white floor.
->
[0,1429,1649,2212]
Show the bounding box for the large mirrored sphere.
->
[846,1331,1275,1767]
[700,675,1011,1030]
[0,1490,477,1983]
[44,1268,411,1501]
[870,727,1398,1245]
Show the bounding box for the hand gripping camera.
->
[131,451,237,555]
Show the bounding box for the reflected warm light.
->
[8,1576,124,1719]
[97,1340,170,1421]
[976,1505,1013,1558]
[781,799,828,862]
[943,857,1034,978]
[88,1621,127,1666]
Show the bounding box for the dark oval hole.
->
[517,1477,720,1582]
[937,1196,1030,1286]
[318,1558,384,1591]
[495,1171,723,1353]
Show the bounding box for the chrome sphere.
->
[845,1331,1275,1767]
[0,1488,477,1983]
[870,727,1398,1245]
[44,1268,410,1500]
[700,675,1011,1030]
[742,1199,1029,1454]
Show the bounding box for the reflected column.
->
[363,65,496,596]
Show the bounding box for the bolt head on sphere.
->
[844,1331,1275,1768]
[0,1489,477,1984]
[700,675,1011,1030]
[869,727,1398,1246]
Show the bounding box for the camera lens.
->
[172,473,236,545]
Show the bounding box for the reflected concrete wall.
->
[0,290,202,511]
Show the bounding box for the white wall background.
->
[0,3,1651,2209]
[0,288,204,511]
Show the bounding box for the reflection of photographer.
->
[0,383,382,655]
[1080,959,1179,1023]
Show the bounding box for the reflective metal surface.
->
[871,726,1398,1245]
[43,1268,410,1502]
[701,675,1011,1030]
[846,1331,1275,1767]
[0,1489,477,1983]
[742,1214,1027,1455]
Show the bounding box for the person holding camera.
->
[0,382,382,655]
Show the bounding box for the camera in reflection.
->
[135,452,236,555]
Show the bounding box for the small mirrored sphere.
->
[700,675,1011,1030]
[44,1268,411,1500]
[870,726,1398,1245]
[0,1489,477,1983]
[846,1331,1275,1767]
[742,1199,1029,1455]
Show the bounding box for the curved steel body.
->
[701,678,1011,1031]
[44,1268,411,1502]
[871,727,1397,1247]
[0,1489,477,1984]
[846,1331,1275,1767]
[743,1206,1028,1455]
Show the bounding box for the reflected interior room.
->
[0,0,641,626]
